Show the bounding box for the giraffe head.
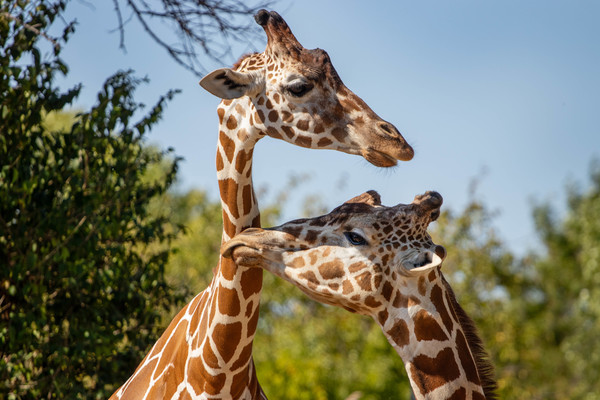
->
[223,192,498,399]
[200,10,414,167]
[221,190,446,314]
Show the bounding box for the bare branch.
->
[111,0,126,51]
[112,0,277,76]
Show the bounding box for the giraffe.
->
[110,10,414,400]
[222,190,498,400]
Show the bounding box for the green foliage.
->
[0,1,182,398]
[530,162,600,399]
[156,189,223,293]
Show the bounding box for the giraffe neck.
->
[111,98,266,400]
[193,97,265,397]
[379,269,487,400]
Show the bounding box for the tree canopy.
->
[1,1,182,397]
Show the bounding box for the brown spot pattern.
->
[291,256,305,269]
[364,295,381,308]
[216,150,224,172]
[282,111,293,123]
[237,128,249,142]
[299,271,319,287]
[235,150,247,174]
[220,257,236,281]
[414,309,449,342]
[242,184,252,215]
[201,342,220,369]
[296,119,310,131]
[377,309,389,325]
[240,268,262,299]
[387,319,410,347]
[296,135,312,148]
[349,262,366,273]
[355,271,372,291]
[410,348,461,396]
[331,127,346,141]
[456,330,481,384]
[232,343,253,370]
[382,281,393,302]
[282,125,295,139]
[226,115,238,130]
[234,103,246,117]
[266,126,282,139]
[268,110,279,122]
[203,372,226,395]
[318,260,345,280]
[342,279,353,294]
[217,284,241,317]
[317,137,333,147]
[255,110,265,123]
[431,285,455,334]
[304,230,319,243]
[218,178,239,219]
[393,291,407,308]
[213,322,242,363]
[447,388,467,400]
[219,131,235,163]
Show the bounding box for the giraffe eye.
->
[286,81,313,97]
[344,232,367,246]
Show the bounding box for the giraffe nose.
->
[378,121,400,137]
[434,245,447,260]
[376,121,414,161]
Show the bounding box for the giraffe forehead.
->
[264,47,340,85]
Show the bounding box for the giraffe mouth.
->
[404,252,433,270]
[222,231,298,268]
[402,250,443,271]
[362,148,399,168]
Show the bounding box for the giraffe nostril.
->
[378,122,399,138]
[434,245,447,260]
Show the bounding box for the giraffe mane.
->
[442,277,499,400]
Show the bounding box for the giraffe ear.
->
[200,68,264,99]
[344,190,382,206]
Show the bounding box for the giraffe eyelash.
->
[344,231,367,246]
[284,78,314,97]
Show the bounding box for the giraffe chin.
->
[362,148,400,168]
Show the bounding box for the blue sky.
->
[58,1,600,255]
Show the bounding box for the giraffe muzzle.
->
[221,228,265,259]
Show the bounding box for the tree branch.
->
[1,11,61,50]
[112,0,276,76]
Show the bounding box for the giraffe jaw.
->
[361,145,415,167]
[362,147,400,167]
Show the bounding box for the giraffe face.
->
[200,11,414,167]
[222,190,446,315]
